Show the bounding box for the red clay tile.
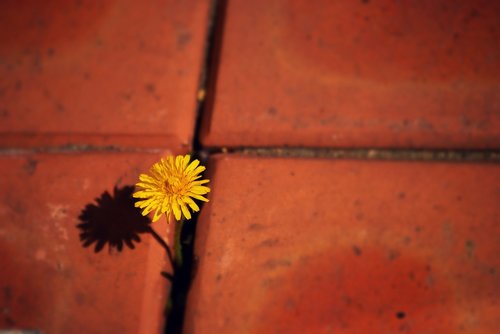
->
[0,0,210,149]
[0,152,175,332]
[202,0,500,148]
[185,155,500,333]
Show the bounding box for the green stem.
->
[174,219,184,269]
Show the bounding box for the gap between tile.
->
[202,147,500,162]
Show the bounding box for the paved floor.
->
[1,1,499,334]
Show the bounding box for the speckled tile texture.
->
[0,0,210,149]
[185,154,500,333]
[201,0,500,148]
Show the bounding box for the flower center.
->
[164,174,188,196]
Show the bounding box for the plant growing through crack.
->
[133,154,210,324]
[133,154,210,268]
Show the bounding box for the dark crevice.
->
[192,0,228,151]
[164,151,210,334]
[164,0,227,333]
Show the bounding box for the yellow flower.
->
[133,154,210,222]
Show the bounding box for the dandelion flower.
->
[133,154,210,222]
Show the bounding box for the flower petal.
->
[186,159,200,173]
[179,200,191,220]
[190,186,210,194]
[189,165,206,176]
[191,179,210,186]
[172,200,182,221]
[139,174,159,184]
[135,182,158,190]
[166,156,175,170]
[152,162,166,179]
[135,197,155,208]
[150,208,160,222]
[141,205,155,216]
[182,155,191,170]
[161,196,169,212]
[175,155,183,169]
[183,196,200,212]
[133,190,158,199]
[188,193,209,202]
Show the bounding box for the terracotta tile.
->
[185,155,500,333]
[0,152,176,332]
[0,0,210,149]
[202,0,500,148]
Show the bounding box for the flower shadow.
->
[77,185,172,263]
[77,185,174,283]
[77,185,151,252]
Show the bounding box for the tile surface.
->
[202,0,500,148]
[0,152,175,333]
[185,155,500,333]
[0,0,210,149]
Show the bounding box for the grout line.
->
[200,147,500,162]
[2,145,497,163]
[0,145,166,155]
